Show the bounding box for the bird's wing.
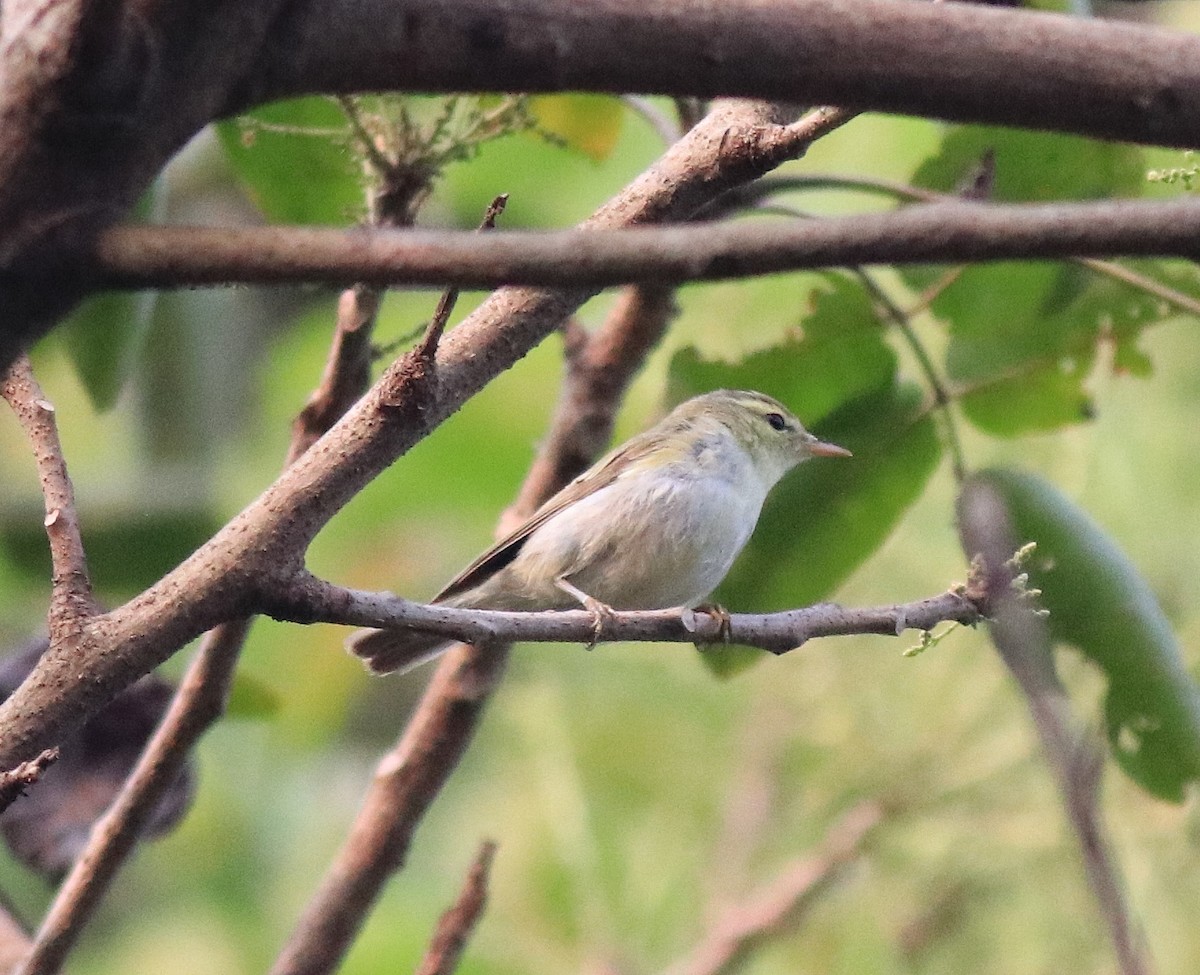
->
[434,432,660,602]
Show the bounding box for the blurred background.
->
[2,3,1200,973]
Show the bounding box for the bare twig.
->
[957,478,1151,975]
[274,579,985,656]
[413,841,497,975]
[93,197,1200,290]
[0,749,58,815]
[417,194,509,360]
[1,355,97,631]
[290,286,380,460]
[850,270,967,482]
[663,802,883,975]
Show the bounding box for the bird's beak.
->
[808,438,853,458]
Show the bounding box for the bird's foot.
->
[689,602,733,643]
[556,577,616,649]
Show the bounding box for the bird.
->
[347,389,851,674]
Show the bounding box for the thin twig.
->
[91,196,1200,290]
[744,172,1200,323]
[663,802,883,975]
[958,478,1151,975]
[413,841,497,975]
[417,194,508,360]
[0,750,59,815]
[850,269,967,482]
[623,96,683,145]
[271,578,985,656]
[0,355,97,631]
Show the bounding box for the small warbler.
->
[348,389,850,674]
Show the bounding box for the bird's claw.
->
[690,602,733,642]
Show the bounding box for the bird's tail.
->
[345,626,455,675]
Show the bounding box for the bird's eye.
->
[765,412,788,432]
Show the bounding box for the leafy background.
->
[3,5,1200,973]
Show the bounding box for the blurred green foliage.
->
[4,13,1200,974]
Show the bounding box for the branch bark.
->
[271,581,985,657]
[92,197,1200,290]
[1,356,97,633]
[6,0,1200,360]
[248,0,1200,150]
[413,841,497,975]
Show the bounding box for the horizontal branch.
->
[9,0,1200,360]
[270,580,984,656]
[251,0,1200,150]
[95,198,1200,291]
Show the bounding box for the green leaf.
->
[894,126,1170,436]
[913,125,1146,204]
[59,290,158,411]
[978,467,1200,801]
[217,97,363,224]
[959,361,1095,436]
[667,272,896,427]
[226,672,281,720]
[529,94,625,162]
[57,184,162,410]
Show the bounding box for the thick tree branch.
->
[271,580,985,657]
[1,355,98,633]
[93,197,1200,290]
[248,0,1200,150]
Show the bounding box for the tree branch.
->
[92,197,1200,290]
[0,355,98,632]
[7,0,1200,361]
[413,841,497,975]
[663,802,883,975]
[248,0,1200,150]
[272,579,985,657]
